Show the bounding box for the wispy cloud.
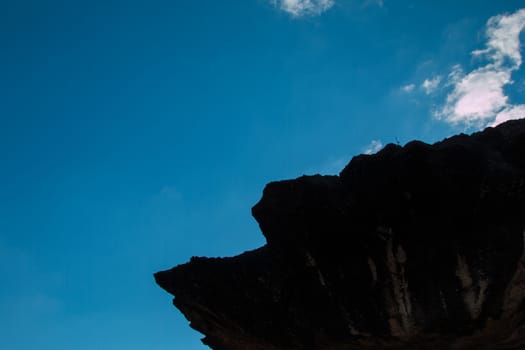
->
[421,75,442,95]
[493,104,525,125]
[363,140,383,154]
[271,0,335,17]
[401,83,416,93]
[436,8,525,128]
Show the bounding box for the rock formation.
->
[155,119,525,350]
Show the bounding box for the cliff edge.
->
[155,119,525,350]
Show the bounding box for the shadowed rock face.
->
[155,119,525,350]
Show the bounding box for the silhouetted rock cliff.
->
[155,119,525,350]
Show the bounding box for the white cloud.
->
[364,140,383,155]
[421,75,442,94]
[493,104,525,126]
[401,83,415,93]
[437,65,512,125]
[271,0,335,17]
[436,8,525,128]
[472,9,525,68]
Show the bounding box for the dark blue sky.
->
[1,1,525,349]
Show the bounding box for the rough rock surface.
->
[155,119,525,350]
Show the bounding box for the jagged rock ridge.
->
[155,119,525,350]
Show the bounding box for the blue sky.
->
[1,1,525,349]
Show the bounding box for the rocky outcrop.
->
[155,119,525,350]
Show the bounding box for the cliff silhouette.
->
[155,119,525,350]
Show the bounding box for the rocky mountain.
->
[155,119,525,350]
